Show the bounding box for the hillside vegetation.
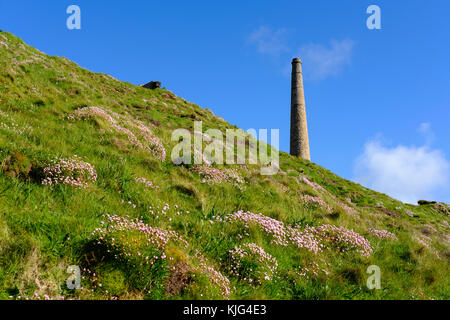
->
[0,31,449,300]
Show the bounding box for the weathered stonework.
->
[290,58,310,160]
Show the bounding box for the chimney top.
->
[292,58,302,64]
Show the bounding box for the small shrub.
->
[41,155,97,188]
[1,153,32,179]
[89,214,185,293]
[229,243,278,285]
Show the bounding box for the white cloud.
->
[297,39,355,80]
[247,26,289,56]
[247,27,355,81]
[354,134,450,204]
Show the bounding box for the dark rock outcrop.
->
[142,81,161,89]
[418,200,437,205]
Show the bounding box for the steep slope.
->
[0,31,449,300]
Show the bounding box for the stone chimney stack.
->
[290,58,310,160]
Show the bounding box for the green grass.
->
[0,31,449,300]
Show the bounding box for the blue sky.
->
[1,0,449,203]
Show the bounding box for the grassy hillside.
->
[0,31,449,300]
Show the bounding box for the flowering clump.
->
[192,165,244,188]
[89,213,198,294]
[222,211,320,253]
[135,177,158,189]
[90,214,186,290]
[305,225,372,257]
[224,211,288,245]
[301,176,325,191]
[67,106,116,123]
[199,262,231,297]
[91,214,183,253]
[369,228,398,240]
[287,227,322,253]
[192,250,232,298]
[67,107,166,161]
[112,124,143,148]
[134,122,166,161]
[341,203,357,215]
[300,194,332,213]
[229,243,278,285]
[41,155,97,188]
[220,211,371,256]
